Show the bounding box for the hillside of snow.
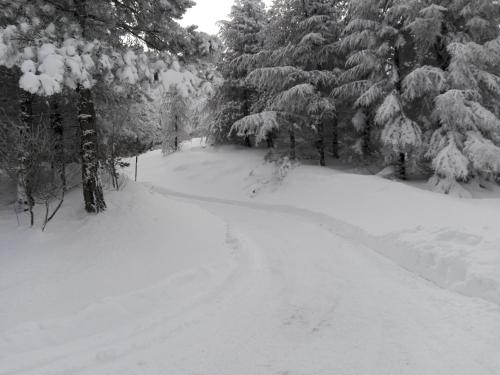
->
[0,178,236,374]
[2,141,500,374]
[131,142,500,307]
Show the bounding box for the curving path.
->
[3,183,500,375]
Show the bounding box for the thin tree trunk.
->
[317,121,325,167]
[362,115,370,158]
[242,89,252,148]
[266,134,274,148]
[18,89,35,226]
[394,42,409,181]
[398,152,406,180]
[78,86,106,213]
[244,135,252,148]
[174,115,179,151]
[332,116,339,159]
[289,129,296,160]
[50,97,66,191]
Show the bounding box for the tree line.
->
[208,0,500,196]
[0,0,218,226]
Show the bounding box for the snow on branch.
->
[246,66,307,92]
[433,89,500,133]
[354,83,384,108]
[332,80,372,101]
[402,66,447,101]
[230,111,279,144]
[464,132,500,174]
[381,116,422,152]
[432,137,470,181]
[272,83,317,113]
[299,33,326,46]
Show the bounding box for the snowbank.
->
[129,145,500,306]
[0,179,233,358]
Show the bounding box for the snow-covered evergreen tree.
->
[230,0,341,164]
[401,0,500,192]
[209,0,268,146]
[0,0,198,213]
[335,0,422,178]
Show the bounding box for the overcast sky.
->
[180,0,272,35]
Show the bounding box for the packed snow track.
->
[2,147,500,375]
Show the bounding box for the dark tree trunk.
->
[362,117,370,158]
[317,121,325,167]
[75,0,105,213]
[50,98,66,191]
[393,37,411,182]
[398,152,407,180]
[18,89,35,226]
[174,115,179,151]
[289,129,296,160]
[244,135,252,148]
[242,89,252,148]
[332,116,339,159]
[266,135,274,148]
[78,86,106,213]
[434,26,451,71]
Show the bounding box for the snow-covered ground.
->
[2,141,500,374]
[134,142,500,306]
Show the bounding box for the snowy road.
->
[146,186,500,375]
[3,163,500,374]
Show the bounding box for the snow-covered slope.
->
[130,144,500,307]
[0,180,234,372]
[2,142,500,374]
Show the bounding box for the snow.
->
[2,143,500,374]
[0,180,232,373]
[128,144,500,307]
[231,111,279,143]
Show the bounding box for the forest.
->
[1,0,500,226]
[2,1,500,374]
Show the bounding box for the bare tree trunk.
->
[332,116,339,159]
[289,129,296,160]
[242,89,252,148]
[78,86,106,213]
[362,112,371,158]
[266,135,274,148]
[174,114,179,151]
[18,89,35,226]
[244,135,252,148]
[317,121,325,167]
[50,97,66,191]
[398,152,406,180]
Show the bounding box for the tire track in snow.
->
[0,223,268,375]
[146,184,500,374]
[146,183,500,307]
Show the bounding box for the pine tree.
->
[401,0,500,192]
[0,0,197,213]
[335,0,422,178]
[209,0,268,146]
[230,0,341,164]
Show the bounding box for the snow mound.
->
[0,179,234,359]
[130,145,500,306]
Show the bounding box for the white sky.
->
[180,0,272,35]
